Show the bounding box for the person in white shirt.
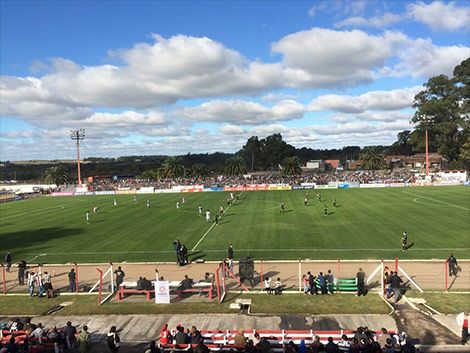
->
[205,210,211,222]
[264,277,272,295]
[274,278,283,295]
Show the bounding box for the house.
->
[324,159,341,170]
[385,153,446,170]
[347,160,363,170]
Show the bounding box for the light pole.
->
[420,115,432,177]
[70,129,85,186]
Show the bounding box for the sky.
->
[1,0,469,161]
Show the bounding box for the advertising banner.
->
[155,281,170,304]
[137,187,155,194]
[359,183,387,188]
[315,184,338,190]
[51,192,74,196]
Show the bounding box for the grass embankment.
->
[0,292,389,316]
[406,292,470,314]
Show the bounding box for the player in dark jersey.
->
[323,204,328,216]
[333,196,337,208]
[304,195,308,206]
[280,202,285,213]
[215,214,220,226]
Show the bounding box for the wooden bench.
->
[116,281,153,301]
[175,282,213,300]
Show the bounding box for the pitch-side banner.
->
[155,281,170,304]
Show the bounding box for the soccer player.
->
[93,206,99,214]
[226,197,231,206]
[205,210,211,222]
[85,211,90,223]
[219,205,224,214]
[401,232,408,252]
[280,202,285,213]
[323,204,328,216]
[317,193,322,202]
[198,205,203,215]
[304,196,308,206]
[182,196,186,204]
[215,214,220,226]
[133,195,137,203]
[113,198,117,207]
[176,201,180,209]
[146,200,150,208]
[230,192,234,201]
[333,196,337,208]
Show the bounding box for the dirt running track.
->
[2,259,469,294]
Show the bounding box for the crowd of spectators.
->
[1,318,417,353]
[87,170,416,192]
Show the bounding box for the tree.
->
[225,156,247,176]
[140,169,159,180]
[282,156,302,175]
[239,136,262,172]
[360,147,385,170]
[411,58,469,161]
[44,166,69,185]
[158,157,184,178]
[260,133,296,170]
[191,164,208,178]
[387,130,413,156]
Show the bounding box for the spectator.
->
[17,260,26,285]
[136,277,145,290]
[256,336,271,353]
[68,268,77,292]
[64,321,77,349]
[5,336,19,353]
[145,340,161,353]
[36,272,45,298]
[264,277,272,295]
[302,274,309,294]
[285,340,297,353]
[245,339,257,353]
[107,326,120,353]
[318,272,326,295]
[310,335,325,353]
[180,275,193,291]
[377,328,389,348]
[27,271,36,297]
[227,244,234,260]
[448,254,459,277]
[356,268,366,296]
[389,272,404,304]
[326,270,335,295]
[337,334,350,350]
[307,271,317,295]
[4,251,12,272]
[159,324,171,346]
[234,329,247,348]
[47,326,61,353]
[78,325,92,353]
[190,326,203,344]
[383,338,394,353]
[114,266,125,288]
[23,318,34,334]
[9,318,24,332]
[325,336,340,353]
[457,311,469,345]
[273,278,283,295]
[29,322,44,344]
[43,271,54,298]
[349,338,361,353]
[174,325,188,345]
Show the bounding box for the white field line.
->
[23,247,470,257]
[191,192,244,251]
[402,190,470,211]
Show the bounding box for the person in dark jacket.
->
[107,326,120,352]
[325,336,340,353]
[174,325,188,345]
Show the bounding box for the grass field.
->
[1,186,469,263]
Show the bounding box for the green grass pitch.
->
[1,186,469,263]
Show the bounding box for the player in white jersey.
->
[93,206,99,214]
[113,198,117,206]
[205,210,211,222]
[176,201,180,209]
[198,205,203,215]
[146,200,150,208]
[85,211,90,223]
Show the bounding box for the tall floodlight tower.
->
[420,115,432,177]
[70,129,85,186]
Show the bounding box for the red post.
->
[75,263,79,293]
[445,259,449,292]
[425,127,429,177]
[215,266,221,304]
[76,141,82,186]
[1,265,6,295]
[260,261,264,288]
[395,257,398,273]
[96,268,103,305]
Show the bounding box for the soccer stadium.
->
[1,1,470,352]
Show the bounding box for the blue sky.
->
[1,0,469,160]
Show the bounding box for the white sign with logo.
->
[155,281,170,304]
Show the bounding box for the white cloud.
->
[272,28,407,88]
[176,99,306,124]
[219,125,245,135]
[393,39,470,78]
[407,1,470,31]
[335,12,402,29]
[309,86,423,113]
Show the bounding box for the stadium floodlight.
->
[419,115,432,177]
[70,129,85,186]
